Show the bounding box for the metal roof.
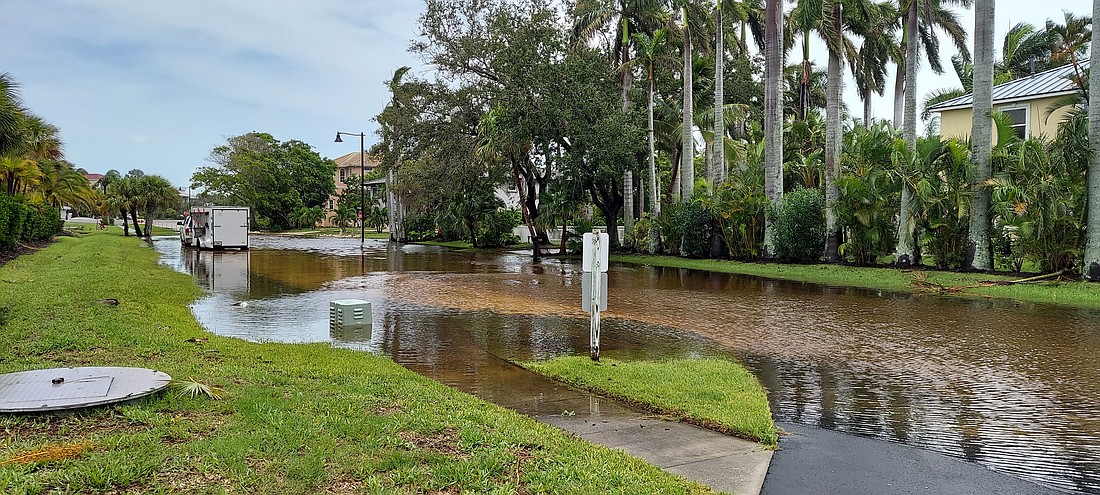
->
[927,60,1088,112]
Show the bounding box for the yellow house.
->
[928,61,1086,141]
[321,151,381,227]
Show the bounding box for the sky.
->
[0,0,1092,190]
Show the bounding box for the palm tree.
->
[98,169,121,195]
[0,156,40,196]
[1085,1,1100,280]
[679,4,696,203]
[135,175,179,238]
[0,73,25,159]
[714,0,726,186]
[629,28,675,216]
[1047,11,1092,87]
[763,0,784,256]
[20,115,63,162]
[112,177,142,237]
[894,0,971,266]
[572,0,667,234]
[822,0,851,262]
[965,0,995,271]
[37,160,92,217]
[849,1,900,125]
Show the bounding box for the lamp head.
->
[334,133,343,143]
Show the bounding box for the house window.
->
[339,168,346,183]
[1003,107,1027,139]
[328,200,334,210]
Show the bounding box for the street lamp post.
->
[335,131,366,245]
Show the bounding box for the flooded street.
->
[156,235,1100,494]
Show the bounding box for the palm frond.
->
[169,378,225,400]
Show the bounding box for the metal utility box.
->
[330,299,372,327]
[180,207,250,250]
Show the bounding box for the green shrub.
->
[774,188,825,262]
[632,214,660,255]
[661,202,711,259]
[22,205,62,241]
[477,209,522,247]
[1,194,60,249]
[0,194,26,248]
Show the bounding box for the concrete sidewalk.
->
[498,388,773,495]
[761,422,1063,495]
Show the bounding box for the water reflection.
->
[156,236,1100,494]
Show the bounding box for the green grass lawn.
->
[521,357,777,447]
[0,232,713,494]
[613,254,1100,311]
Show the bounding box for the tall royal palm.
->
[966,0,994,270]
[893,0,970,266]
[1085,1,1100,280]
[763,0,784,256]
[572,0,665,231]
[630,29,675,216]
[849,1,899,126]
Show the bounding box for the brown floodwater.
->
[156,235,1100,494]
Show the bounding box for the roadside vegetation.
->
[522,357,778,447]
[613,253,1100,310]
[0,232,713,494]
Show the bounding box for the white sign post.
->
[581,231,609,361]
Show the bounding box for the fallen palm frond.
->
[912,269,1068,294]
[980,270,1067,286]
[0,442,94,465]
[169,378,224,400]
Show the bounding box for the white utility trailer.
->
[180,207,250,250]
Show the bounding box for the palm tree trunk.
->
[863,93,873,126]
[681,9,695,203]
[649,70,661,217]
[892,4,909,128]
[800,33,811,121]
[121,207,130,236]
[621,35,635,237]
[966,0,995,271]
[764,0,784,257]
[1084,0,1100,280]
[824,1,843,263]
[131,208,143,237]
[386,168,397,241]
[895,0,918,267]
[714,3,726,185]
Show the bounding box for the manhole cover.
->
[0,367,172,413]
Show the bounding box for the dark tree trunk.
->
[130,208,143,237]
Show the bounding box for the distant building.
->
[85,173,105,192]
[322,152,381,227]
[928,60,1088,141]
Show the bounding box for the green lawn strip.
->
[0,232,713,494]
[521,356,778,447]
[612,254,1100,311]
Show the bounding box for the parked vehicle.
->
[179,207,250,250]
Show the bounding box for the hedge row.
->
[0,193,63,249]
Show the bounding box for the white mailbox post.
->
[581,231,609,361]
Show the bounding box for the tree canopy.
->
[193,132,335,230]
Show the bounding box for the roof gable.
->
[928,59,1088,112]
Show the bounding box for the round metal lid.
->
[0,367,172,413]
